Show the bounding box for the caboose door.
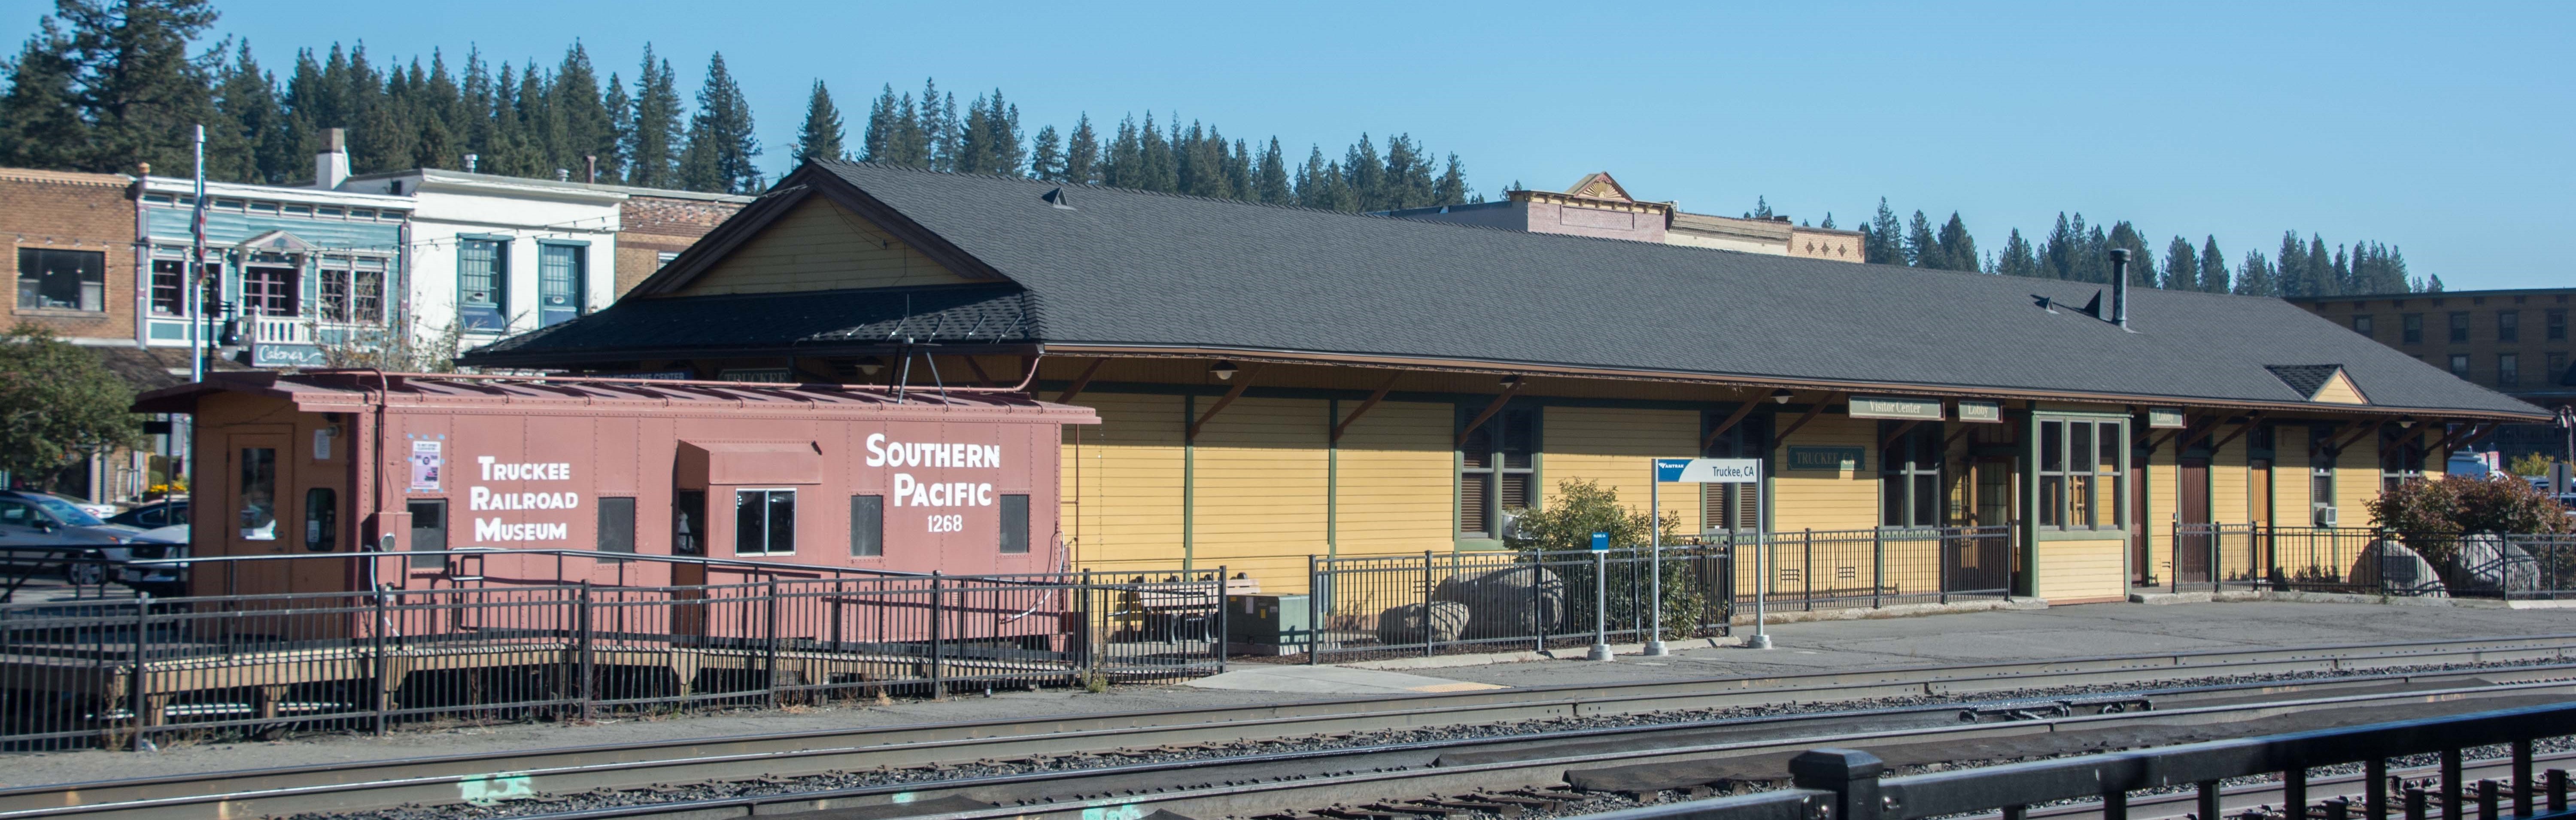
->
[225,432,292,598]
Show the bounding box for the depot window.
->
[734,489,796,555]
[317,255,387,324]
[2402,313,2424,344]
[1880,422,1944,528]
[2350,315,2373,337]
[1457,407,1537,539]
[2449,312,2471,343]
[2499,311,2521,343]
[17,247,104,311]
[2035,416,2126,530]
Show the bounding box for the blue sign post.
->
[1588,531,1611,661]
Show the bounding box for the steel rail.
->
[5,634,2573,819]
[488,677,2576,820]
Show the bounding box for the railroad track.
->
[501,678,2576,820]
[6,635,2576,820]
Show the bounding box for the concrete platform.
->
[1184,665,1506,694]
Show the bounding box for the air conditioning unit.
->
[2315,506,2339,527]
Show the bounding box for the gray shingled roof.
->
[470,161,2547,419]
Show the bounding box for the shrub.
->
[2368,475,2570,565]
[2508,452,2555,477]
[1504,478,1672,552]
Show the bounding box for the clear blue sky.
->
[10,0,2569,290]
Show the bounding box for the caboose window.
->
[850,495,884,557]
[735,489,796,555]
[999,494,1030,554]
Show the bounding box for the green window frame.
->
[2033,416,2126,531]
[1457,407,1537,539]
[458,236,509,331]
[1879,422,1944,528]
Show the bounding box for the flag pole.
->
[188,124,206,385]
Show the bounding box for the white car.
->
[38,492,119,520]
[104,525,189,596]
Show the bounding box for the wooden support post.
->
[1455,379,1529,449]
[2329,418,2389,453]
[2205,411,2268,453]
[962,355,996,388]
[1702,399,1762,452]
[2178,414,2222,451]
[791,356,838,384]
[1188,365,1258,441]
[1773,392,1842,442]
[1331,372,1402,444]
[1055,358,1106,404]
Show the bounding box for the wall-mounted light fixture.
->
[1210,361,1239,381]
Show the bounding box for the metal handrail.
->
[1573,700,2576,820]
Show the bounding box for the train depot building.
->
[459,161,2551,604]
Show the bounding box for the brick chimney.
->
[314,128,349,190]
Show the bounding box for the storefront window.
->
[1880,422,1942,528]
[16,248,104,311]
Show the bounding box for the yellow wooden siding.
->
[2335,436,2380,524]
[1541,406,1698,527]
[1191,397,1331,592]
[2276,426,2314,520]
[2037,538,2127,601]
[1061,394,1185,577]
[2146,446,2176,583]
[2312,372,2368,404]
[1771,416,1878,533]
[2211,435,2250,525]
[676,196,972,296]
[1333,401,1456,562]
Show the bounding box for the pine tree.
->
[1381,134,1434,210]
[52,0,221,173]
[789,79,843,164]
[1934,213,1977,272]
[2234,250,2277,297]
[553,43,614,180]
[595,67,626,180]
[1294,146,1349,210]
[1343,133,1382,211]
[676,52,758,193]
[1994,228,2040,278]
[1134,112,1175,192]
[2040,213,2081,280]
[2274,231,2310,297]
[1253,137,1291,204]
[621,45,681,186]
[1862,198,1903,264]
[2106,221,2154,285]
[1061,114,1098,184]
[1745,196,1773,219]
[2161,236,2196,291]
[1903,210,1937,267]
[1818,213,1835,230]
[1026,124,1063,181]
[204,39,279,181]
[1431,152,1468,206]
[2197,236,2228,293]
[955,89,1020,175]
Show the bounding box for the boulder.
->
[1434,565,1564,639]
[2452,534,2539,594]
[1374,601,1470,646]
[2363,539,2448,598]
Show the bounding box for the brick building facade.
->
[1,168,136,345]
[610,189,754,296]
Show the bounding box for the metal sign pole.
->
[1749,528,1772,649]
[1645,462,1666,656]
[1588,531,1612,662]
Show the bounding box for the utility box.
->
[1224,593,1311,655]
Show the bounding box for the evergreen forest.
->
[0,0,2440,297]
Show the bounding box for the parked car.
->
[36,491,119,520]
[116,525,188,597]
[0,490,143,585]
[105,497,188,529]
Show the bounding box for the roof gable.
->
[2265,364,2369,404]
[674,195,971,296]
[1562,172,1635,202]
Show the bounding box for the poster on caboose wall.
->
[410,440,443,491]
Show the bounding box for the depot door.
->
[2175,458,2212,583]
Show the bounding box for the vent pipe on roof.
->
[2109,248,2131,331]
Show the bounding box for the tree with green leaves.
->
[2197,236,2228,293]
[1252,137,1289,203]
[1431,152,1469,206]
[1933,213,1977,272]
[675,51,757,193]
[1993,228,2040,277]
[621,44,680,186]
[0,325,142,486]
[1862,199,1903,264]
[789,78,842,165]
[0,17,91,170]
[56,0,221,173]
[1061,114,1098,184]
[2233,249,2277,296]
[1025,123,1062,181]
[1903,210,1937,267]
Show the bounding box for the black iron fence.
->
[1571,700,2576,820]
[2172,524,2576,599]
[1305,526,2014,662]
[0,568,1223,751]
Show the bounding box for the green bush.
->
[2367,476,2571,565]
[1506,479,1704,640]
[2509,452,2557,478]
[0,324,143,483]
